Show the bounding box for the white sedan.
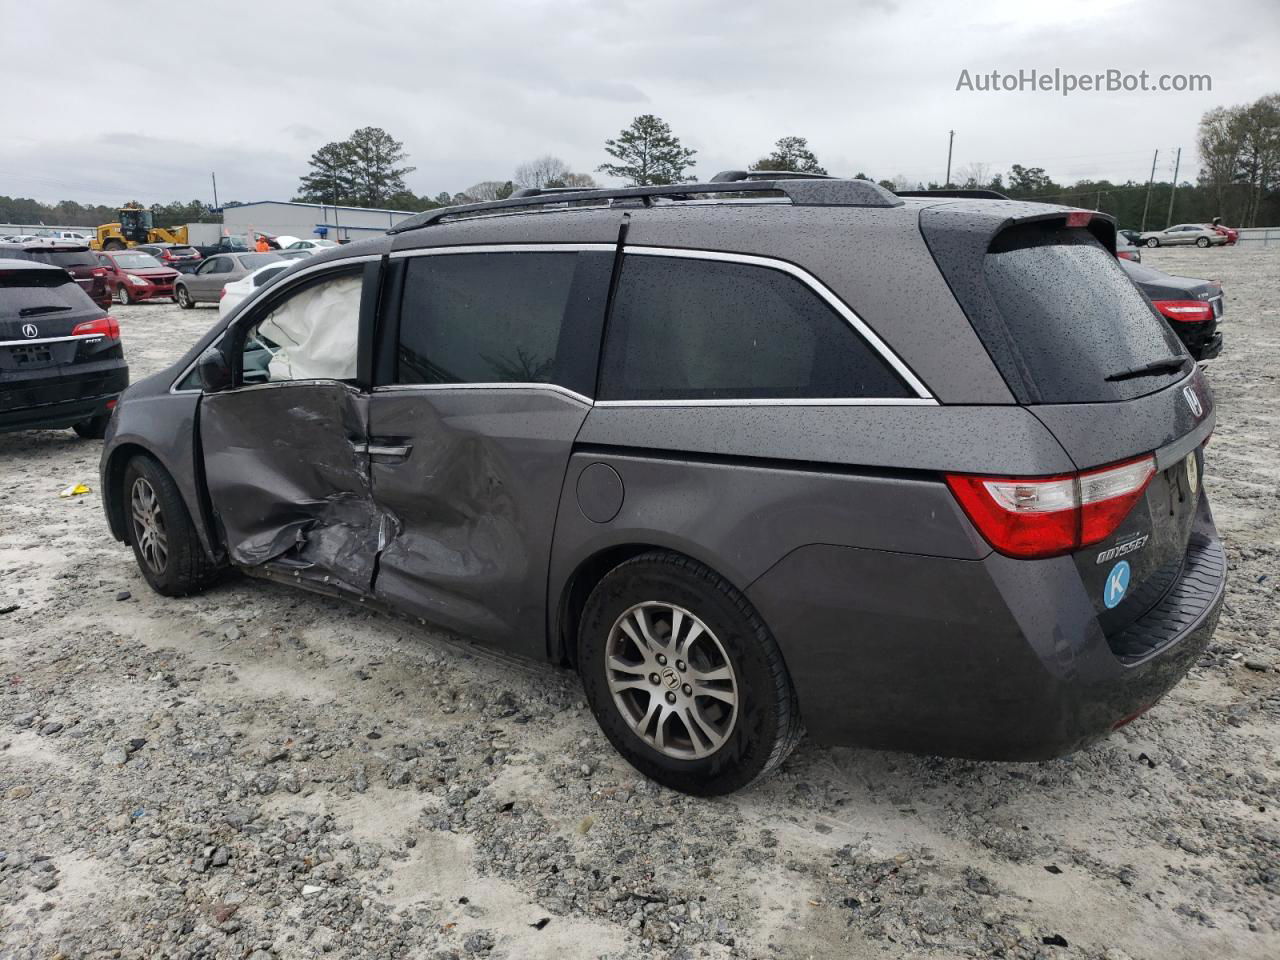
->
[218,261,294,318]
[285,238,338,252]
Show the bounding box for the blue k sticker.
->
[1104,560,1131,609]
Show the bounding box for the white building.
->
[219,200,417,244]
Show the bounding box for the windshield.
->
[982,226,1187,403]
[113,253,163,269]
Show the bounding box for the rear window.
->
[31,251,98,268]
[599,255,911,402]
[981,226,1187,403]
[168,247,198,257]
[0,270,90,317]
[240,253,281,269]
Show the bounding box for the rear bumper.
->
[747,495,1225,759]
[0,363,129,432]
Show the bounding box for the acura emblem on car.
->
[21,323,38,338]
[1183,384,1203,418]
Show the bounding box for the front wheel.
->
[1146,237,1159,247]
[578,551,802,795]
[121,455,216,596]
[175,285,193,309]
[116,284,133,305]
[1196,236,1210,248]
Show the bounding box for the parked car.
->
[100,178,1224,795]
[1118,228,1142,245]
[1116,232,1142,262]
[134,243,203,274]
[1120,258,1223,361]
[173,252,283,307]
[285,238,339,252]
[218,261,295,318]
[1138,224,1227,248]
[192,235,250,258]
[1,258,128,437]
[96,250,180,305]
[1207,223,1239,245]
[46,230,92,243]
[0,241,112,309]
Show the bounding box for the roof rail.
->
[710,169,837,182]
[388,177,901,234]
[509,186,584,199]
[896,189,1012,200]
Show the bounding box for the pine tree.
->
[597,115,696,185]
[750,136,827,175]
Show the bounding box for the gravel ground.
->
[1,248,1277,960]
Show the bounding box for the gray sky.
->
[6,0,1279,207]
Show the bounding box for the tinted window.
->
[252,265,289,287]
[34,251,97,268]
[982,227,1186,403]
[112,253,162,269]
[0,270,90,318]
[598,256,911,402]
[396,252,609,394]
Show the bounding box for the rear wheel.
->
[1146,237,1159,247]
[175,284,193,309]
[1196,236,1210,248]
[72,414,109,439]
[578,551,801,795]
[122,455,216,596]
[116,284,133,305]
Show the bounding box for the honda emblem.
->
[21,323,38,338]
[1183,384,1203,418]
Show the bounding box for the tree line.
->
[5,95,1277,229]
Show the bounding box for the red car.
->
[0,241,112,309]
[134,243,203,273]
[1208,223,1239,245]
[96,250,180,304]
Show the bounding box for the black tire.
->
[121,455,217,596]
[103,239,125,251]
[116,284,133,306]
[72,414,109,439]
[1146,237,1159,248]
[578,551,802,796]
[1196,236,1210,248]
[175,284,193,309]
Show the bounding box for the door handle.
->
[350,439,412,462]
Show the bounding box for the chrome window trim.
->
[0,332,102,348]
[168,254,382,394]
[620,245,933,400]
[594,397,937,408]
[371,381,592,405]
[389,243,617,259]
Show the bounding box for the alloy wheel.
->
[130,477,168,574]
[605,601,738,760]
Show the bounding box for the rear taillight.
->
[946,455,1156,559]
[1064,210,1092,227]
[1153,300,1213,323]
[219,288,227,299]
[71,316,121,340]
[1117,250,1138,261]
[92,268,106,277]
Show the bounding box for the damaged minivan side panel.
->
[196,256,394,596]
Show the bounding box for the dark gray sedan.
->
[174,252,282,307]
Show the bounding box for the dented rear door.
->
[199,259,394,596]
[367,247,614,658]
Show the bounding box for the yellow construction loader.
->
[92,205,189,250]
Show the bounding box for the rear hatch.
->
[922,204,1215,645]
[26,249,106,299]
[0,266,119,410]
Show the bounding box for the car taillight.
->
[1064,210,1092,227]
[1117,251,1138,261]
[1153,300,1213,323]
[92,268,106,277]
[219,288,227,299]
[945,455,1156,559]
[71,316,121,340]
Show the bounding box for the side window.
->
[598,255,912,402]
[395,251,610,395]
[241,271,363,385]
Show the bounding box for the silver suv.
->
[99,175,1225,794]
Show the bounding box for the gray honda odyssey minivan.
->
[99,174,1224,794]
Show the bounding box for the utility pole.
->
[945,130,955,187]
[211,172,219,212]
[1165,147,1181,229]
[1140,149,1158,232]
